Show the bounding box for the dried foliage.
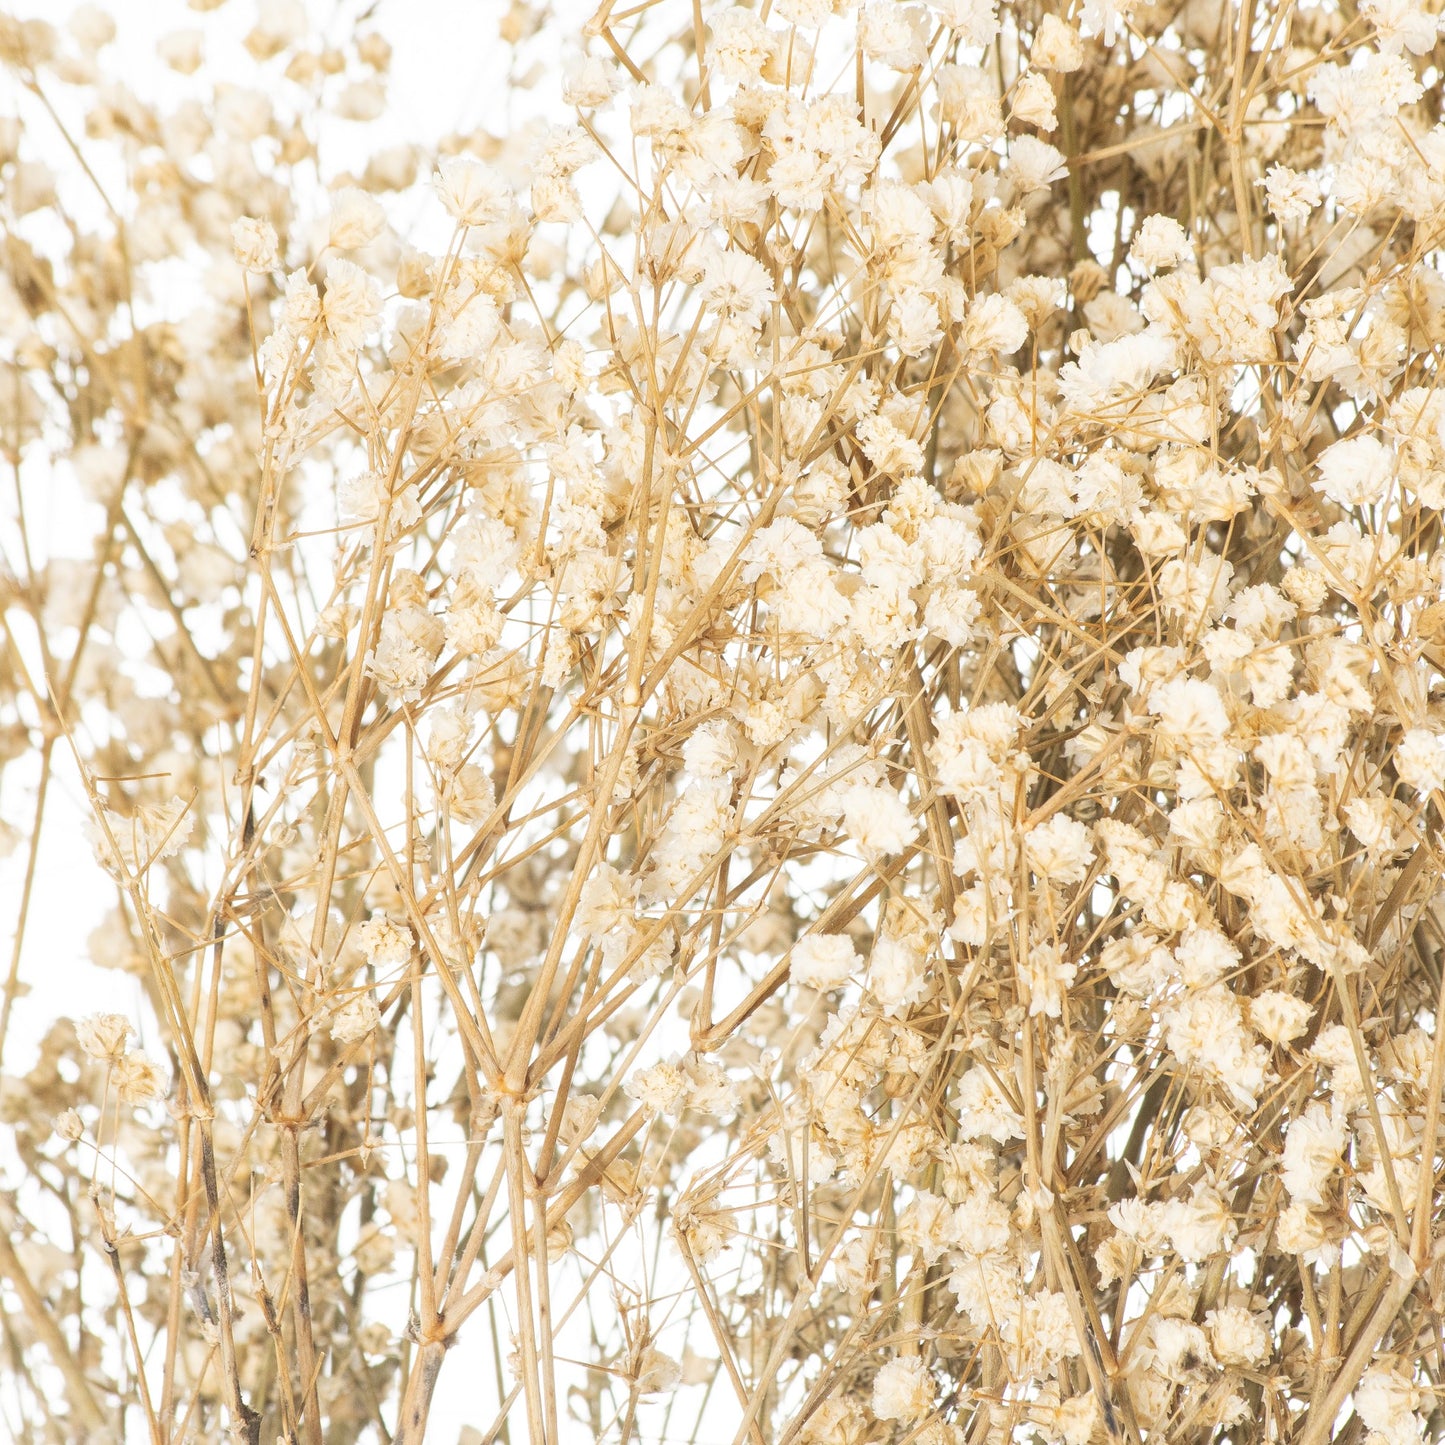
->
[5,0,1445,1441]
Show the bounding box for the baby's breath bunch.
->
[5,0,1445,1442]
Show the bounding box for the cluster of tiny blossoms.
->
[4,0,1445,1442]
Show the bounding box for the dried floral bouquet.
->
[5,0,1445,1441]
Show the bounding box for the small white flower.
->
[1260,164,1320,225]
[1354,1366,1422,1445]
[231,216,278,272]
[1249,990,1313,1047]
[76,1014,132,1062]
[1314,434,1395,508]
[1207,1306,1270,1367]
[1131,214,1191,269]
[1031,13,1084,70]
[327,186,386,249]
[698,247,776,323]
[330,996,381,1045]
[1396,728,1445,795]
[871,1357,933,1422]
[1007,134,1066,192]
[1023,814,1095,885]
[435,155,510,227]
[868,935,930,1014]
[789,934,859,990]
[840,783,919,857]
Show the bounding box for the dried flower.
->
[435,155,510,226]
[789,934,859,991]
[232,215,280,271]
[76,1014,132,1063]
[872,1357,934,1421]
[9,2,1445,1439]
[113,1052,166,1104]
